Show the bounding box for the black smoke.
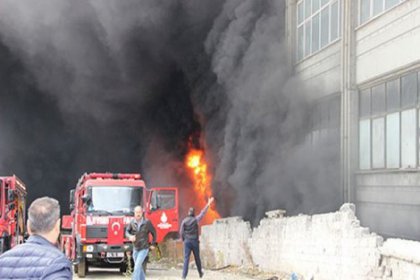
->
[0,0,340,223]
[0,0,223,213]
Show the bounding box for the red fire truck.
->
[61,173,179,277]
[0,175,27,254]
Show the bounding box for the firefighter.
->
[125,205,156,280]
[180,197,214,279]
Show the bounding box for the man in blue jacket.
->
[180,197,214,279]
[0,196,72,279]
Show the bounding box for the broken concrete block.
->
[265,209,286,219]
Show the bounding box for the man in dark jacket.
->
[0,196,72,279]
[125,205,156,280]
[180,197,214,279]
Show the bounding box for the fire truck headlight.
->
[83,245,94,253]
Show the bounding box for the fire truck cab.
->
[61,173,179,277]
[0,175,27,254]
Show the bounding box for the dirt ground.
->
[73,261,286,280]
[74,267,253,280]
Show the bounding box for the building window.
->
[386,112,399,168]
[308,94,340,146]
[401,109,416,167]
[359,119,371,170]
[359,0,406,25]
[296,0,341,61]
[372,117,385,168]
[359,71,420,170]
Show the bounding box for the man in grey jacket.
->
[0,196,72,279]
[180,197,214,279]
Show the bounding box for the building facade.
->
[286,0,420,240]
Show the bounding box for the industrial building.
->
[285,0,420,240]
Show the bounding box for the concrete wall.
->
[379,238,420,280]
[200,205,420,279]
[356,0,420,84]
[250,205,383,279]
[200,217,253,268]
[355,172,420,240]
[201,204,383,280]
[295,42,342,99]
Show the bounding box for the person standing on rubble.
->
[180,197,214,279]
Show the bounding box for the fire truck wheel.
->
[77,259,88,278]
[119,262,127,273]
[121,255,134,274]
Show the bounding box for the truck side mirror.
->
[69,189,75,205]
[69,189,75,211]
[82,194,91,205]
[7,190,16,201]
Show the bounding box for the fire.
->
[185,147,220,224]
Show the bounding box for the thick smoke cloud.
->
[199,0,341,222]
[0,0,340,222]
[0,0,222,212]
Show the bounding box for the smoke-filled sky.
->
[0,0,340,223]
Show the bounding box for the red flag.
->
[107,217,124,245]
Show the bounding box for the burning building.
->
[0,0,418,241]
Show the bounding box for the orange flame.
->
[185,147,220,224]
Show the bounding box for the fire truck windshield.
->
[87,186,142,215]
